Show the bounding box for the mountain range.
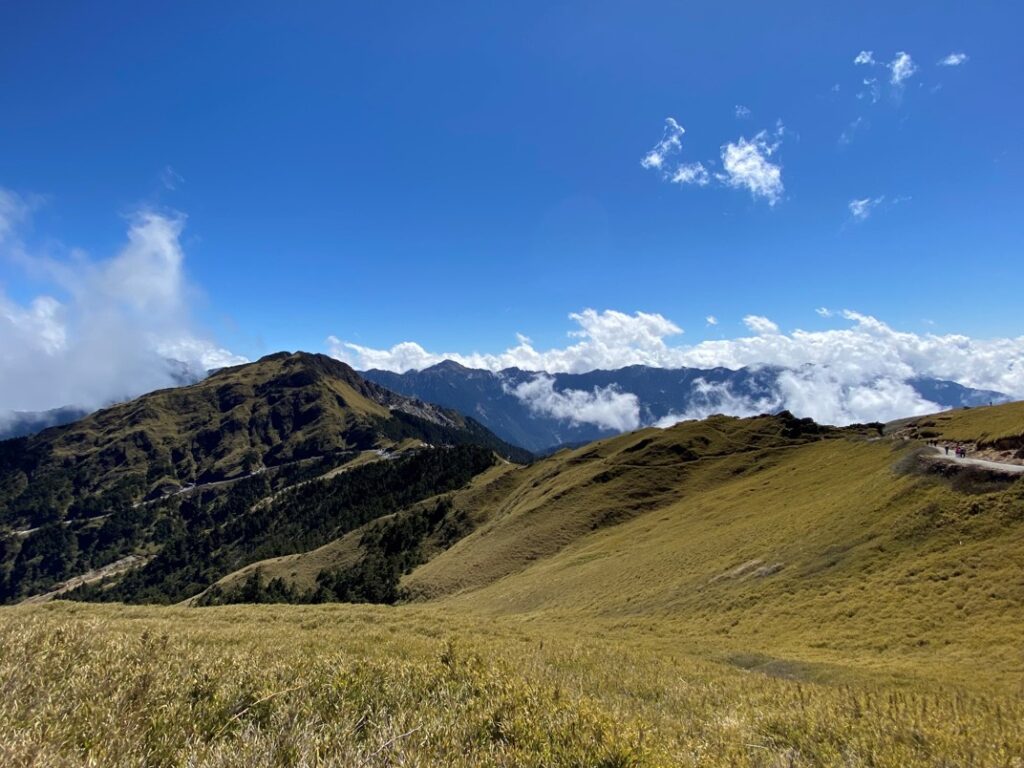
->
[364,361,1011,453]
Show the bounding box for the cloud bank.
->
[0,187,245,421]
[328,308,1024,427]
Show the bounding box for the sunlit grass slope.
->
[406,414,839,600]
[891,401,1024,445]
[3,602,1022,767]
[435,436,1024,685]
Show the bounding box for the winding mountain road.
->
[928,446,1024,474]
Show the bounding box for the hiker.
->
[944,445,949,455]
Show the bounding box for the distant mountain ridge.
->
[363,362,1011,453]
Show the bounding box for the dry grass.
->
[7,407,1024,765]
[2,602,1022,767]
[893,401,1024,445]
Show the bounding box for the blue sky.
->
[1,2,1023,414]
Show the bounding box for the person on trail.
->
[945,445,949,455]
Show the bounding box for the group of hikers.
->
[927,439,970,459]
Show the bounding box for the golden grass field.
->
[3,405,1024,766]
[3,602,1022,767]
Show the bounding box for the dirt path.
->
[927,445,1024,474]
[18,554,148,604]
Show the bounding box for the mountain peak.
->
[422,360,472,374]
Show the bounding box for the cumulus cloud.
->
[775,367,938,425]
[640,117,685,170]
[854,50,875,66]
[889,52,917,86]
[938,52,968,67]
[717,127,784,205]
[0,187,245,418]
[329,309,684,375]
[641,119,785,205]
[328,308,1024,426]
[506,374,640,432]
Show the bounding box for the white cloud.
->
[506,374,640,432]
[717,127,784,205]
[889,51,917,86]
[839,116,865,145]
[815,307,833,318]
[858,77,881,103]
[743,315,780,335]
[329,309,684,374]
[705,315,718,326]
[642,119,785,205]
[669,162,710,186]
[734,105,751,119]
[774,367,938,425]
[848,196,884,220]
[0,187,246,415]
[656,378,781,427]
[854,50,875,66]
[938,52,968,67]
[641,117,685,170]
[160,165,184,191]
[329,308,1024,420]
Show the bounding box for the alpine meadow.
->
[2,4,1024,767]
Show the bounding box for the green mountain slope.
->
[0,352,529,602]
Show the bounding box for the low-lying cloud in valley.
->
[329,308,1024,428]
[0,187,245,426]
[505,374,641,433]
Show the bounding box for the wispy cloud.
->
[640,117,685,170]
[669,162,710,186]
[854,50,875,66]
[938,52,968,67]
[160,165,184,191]
[705,315,718,326]
[839,116,865,145]
[889,51,917,86]
[734,104,751,119]
[743,315,780,335]
[848,196,884,221]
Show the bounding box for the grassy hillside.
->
[891,401,1024,448]
[4,404,1024,765]
[0,352,528,602]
